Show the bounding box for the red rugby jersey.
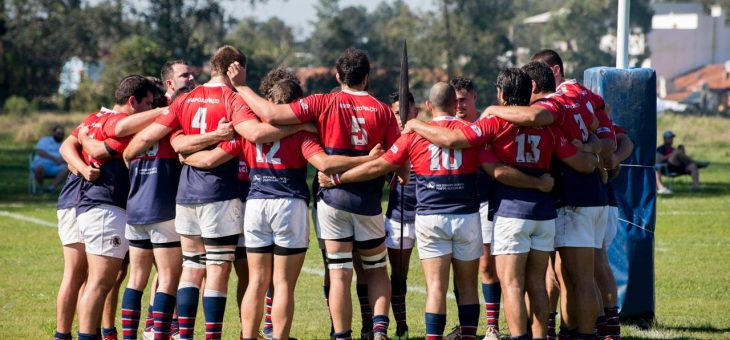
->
[288,88,401,215]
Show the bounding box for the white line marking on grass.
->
[3,210,454,299]
[0,210,55,227]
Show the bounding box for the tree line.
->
[1,0,662,113]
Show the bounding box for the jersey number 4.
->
[428,144,462,170]
[192,108,208,133]
[256,141,282,164]
[515,134,541,163]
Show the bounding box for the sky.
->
[99,0,437,41]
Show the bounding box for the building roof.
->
[652,3,704,15]
[672,64,730,92]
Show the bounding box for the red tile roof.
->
[672,64,730,92]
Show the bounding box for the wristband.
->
[330,173,341,186]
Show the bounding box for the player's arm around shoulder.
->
[307,142,385,175]
[114,107,166,137]
[77,126,111,160]
[483,103,554,127]
[403,119,470,149]
[227,62,300,125]
[180,144,236,169]
[123,122,173,165]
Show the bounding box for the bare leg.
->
[56,244,88,334]
[557,247,599,334]
[325,240,354,334]
[495,254,529,336]
[240,252,273,338]
[77,254,123,334]
[526,250,551,338]
[271,253,306,339]
[102,261,127,330]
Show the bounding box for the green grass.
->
[1,112,729,339]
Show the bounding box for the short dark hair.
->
[531,49,564,78]
[260,68,299,98]
[449,76,476,93]
[335,48,370,86]
[268,79,303,104]
[388,91,415,105]
[170,83,197,102]
[429,82,456,112]
[210,45,246,76]
[495,68,532,106]
[160,59,189,82]
[522,61,556,94]
[114,75,156,105]
[146,76,168,108]
[52,124,64,133]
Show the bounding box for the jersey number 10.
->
[428,144,462,170]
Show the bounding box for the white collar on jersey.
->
[99,106,119,114]
[557,79,578,89]
[432,115,458,121]
[203,82,227,88]
[341,88,369,96]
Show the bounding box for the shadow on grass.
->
[658,180,730,199]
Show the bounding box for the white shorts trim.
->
[479,201,494,244]
[76,205,129,259]
[492,216,555,255]
[384,217,415,249]
[58,208,83,245]
[243,198,309,251]
[415,213,483,261]
[603,206,619,248]
[317,200,385,245]
[554,206,609,249]
[175,199,244,239]
[126,219,180,245]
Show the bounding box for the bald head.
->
[428,82,456,114]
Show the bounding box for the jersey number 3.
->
[515,134,541,164]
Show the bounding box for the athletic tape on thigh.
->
[182,251,206,269]
[327,252,353,269]
[206,249,236,265]
[360,250,387,270]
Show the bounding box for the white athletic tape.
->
[327,252,353,269]
[360,250,387,270]
[206,249,235,265]
[182,251,206,269]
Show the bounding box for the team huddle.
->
[53,45,634,340]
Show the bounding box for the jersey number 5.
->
[428,144,462,170]
[351,116,368,146]
[515,134,541,164]
[256,141,282,164]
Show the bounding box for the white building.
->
[647,3,730,81]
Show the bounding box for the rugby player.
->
[596,124,633,340]
[124,46,310,340]
[385,91,418,340]
[450,76,502,340]
[226,48,400,340]
[65,75,159,340]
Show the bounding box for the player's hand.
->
[67,164,80,176]
[301,123,319,134]
[215,118,234,141]
[78,126,90,140]
[597,165,608,184]
[82,165,101,181]
[537,173,554,192]
[318,171,335,188]
[402,119,421,134]
[369,143,384,158]
[227,61,246,87]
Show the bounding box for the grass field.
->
[1,112,728,339]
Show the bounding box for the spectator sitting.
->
[656,130,707,192]
[32,125,69,192]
